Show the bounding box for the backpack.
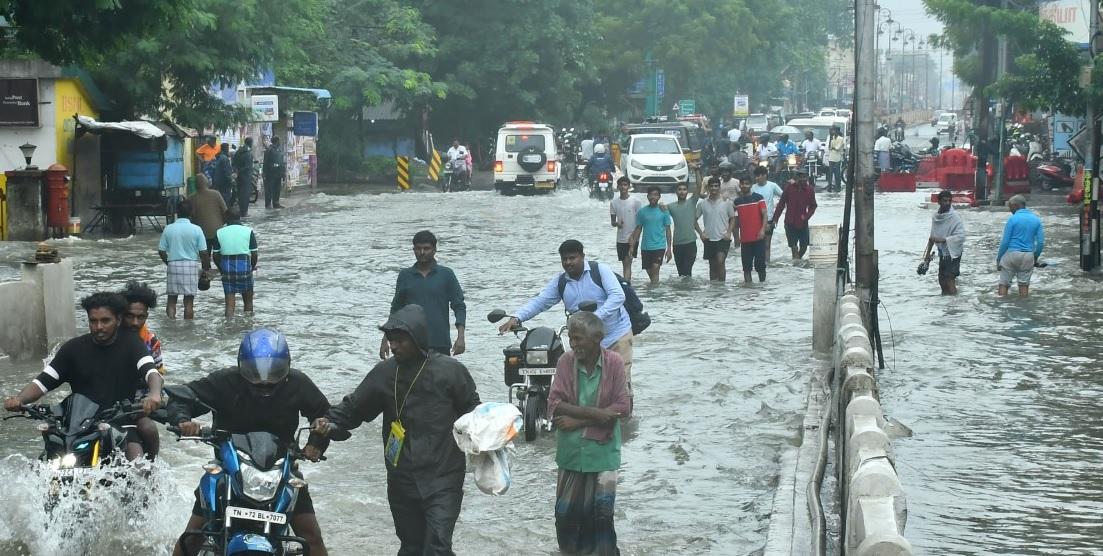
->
[558,261,651,335]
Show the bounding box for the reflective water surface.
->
[0,187,1098,555]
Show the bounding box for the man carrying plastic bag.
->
[547,311,631,556]
[453,402,522,495]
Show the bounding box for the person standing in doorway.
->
[667,182,700,277]
[629,186,673,286]
[750,166,783,263]
[610,177,641,282]
[213,208,258,317]
[213,143,234,205]
[188,174,226,268]
[383,230,467,358]
[826,126,845,192]
[264,136,286,209]
[232,136,255,217]
[157,200,209,320]
[923,190,965,295]
[696,178,737,282]
[733,180,768,283]
[547,311,631,556]
[771,173,818,261]
[997,194,1044,297]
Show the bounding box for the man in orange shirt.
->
[195,136,219,183]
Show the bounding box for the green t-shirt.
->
[555,358,622,472]
[667,199,699,245]
[214,224,257,256]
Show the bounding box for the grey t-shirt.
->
[697,197,735,241]
[610,196,642,243]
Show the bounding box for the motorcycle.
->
[803,150,822,186]
[892,123,906,143]
[443,158,470,193]
[890,142,919,173]
[486,303,597,442]
[589,171,614,200]
[1036,155,1074,191]
[166,385,320,556]
[4,394,154,510]
[779,152,800,183]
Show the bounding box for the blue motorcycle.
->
[167,387,319,555]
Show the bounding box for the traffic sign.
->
[1068,123,1092,162]
[656,70,665,98]
[678,99,695,115]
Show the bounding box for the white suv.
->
[622,134,689,192]
[494,122,559,195]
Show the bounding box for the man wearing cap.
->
[997,194,1044,297]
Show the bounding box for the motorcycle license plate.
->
[519,368,556,376]
[56,468,92,479]
[227,506,287,525]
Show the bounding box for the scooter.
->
[1036,155,1074,191]
[487,302,598,442]
[167,385,321,556]
[589,171,614,200]
[4,394,155,512]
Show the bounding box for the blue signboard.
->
[293,111,318,137]
[656,70,665,98]
[1052,112,1085,155]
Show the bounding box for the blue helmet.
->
[238,328,290,387]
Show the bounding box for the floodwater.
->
[0,173,1099,554]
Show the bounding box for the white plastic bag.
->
[469,444,515,496]
[452,402,522,454]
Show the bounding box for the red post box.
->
[45,163,70,229]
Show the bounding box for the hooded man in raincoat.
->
[313,304,480,555]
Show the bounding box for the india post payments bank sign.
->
[1039,0,1100,46]
[0,78,39,127]
[250,94,279,122]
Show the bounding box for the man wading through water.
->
[314,305,480,555]
[922,190,965,295]
[383,230,467,358]
[697,178,737,282]
[548,311,630,556]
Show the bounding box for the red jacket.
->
[772,181,817,229]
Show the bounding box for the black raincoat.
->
[325,304,480,555]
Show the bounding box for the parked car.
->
[622,133,689,192]
[494,121,560,196]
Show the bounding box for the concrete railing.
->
[835,293,912,555]
[0,259,77,360]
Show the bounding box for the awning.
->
[244,85,332,101]
[75,115,165,139]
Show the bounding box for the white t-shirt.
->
[610,196,642,243]
[827,136,846,162]
[874,136,892,152]
[728,128,742,143]
[720,177,741,200]
[697,197,736,241]
[758,143,778,159]
[751,181,784,218]
[801,139,823,154]
[446,146,464,161]
[580,139,595,160]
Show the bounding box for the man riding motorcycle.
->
[167,328,332,556]
[588,143,616,188]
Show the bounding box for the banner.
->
[251,95,279,122]
[733,95,750,117]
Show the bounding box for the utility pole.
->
[992,0,1010,204]
[1083,0,1101,270]
[854,0,878,298]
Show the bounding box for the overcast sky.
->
[879,0,944,42]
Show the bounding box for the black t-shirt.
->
[35,329,157,407]
[166,367,330,444]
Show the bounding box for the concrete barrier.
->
[835,291,911,555]
[0,259,76,360]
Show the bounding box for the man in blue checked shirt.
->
[498,239,636,384]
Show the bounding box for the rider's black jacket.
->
[166,367,330,445]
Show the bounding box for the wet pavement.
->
[0,153,1099,554]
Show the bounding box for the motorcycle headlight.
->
[241,464,283,502]
[630,159,645,170]
[673,160,686,170]
[60,453,77,468]
[526,351,549,365]
[788,154,797,165]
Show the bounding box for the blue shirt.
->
[636,205,672,251]
[997,208,1045,262]
[514,260,631,348]
[776,141,798,156]
[158,218,207,262]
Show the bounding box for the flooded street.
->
[0,181,1099,555]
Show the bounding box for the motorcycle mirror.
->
[578,300,599,313]
[487,309,508,323]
